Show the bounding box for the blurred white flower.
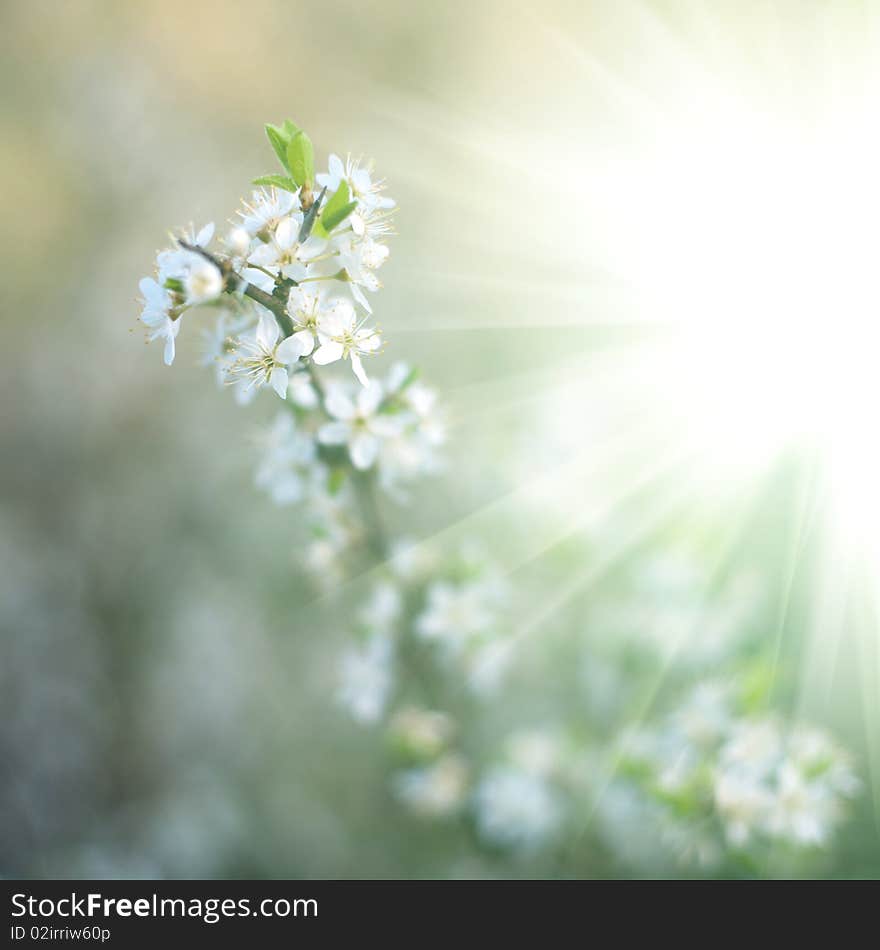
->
[713,718,859,850]
[415,579,498,655]
[465,638,514,695]
[507,730,564,778]
[673,681,732,747]
[183,258,223,304]
[393,755,468,818]
[318,381,400,469]
[713,767,774,847]
[224,226,252,261]
[287,370,319,408]
[473,766,563,850]
[337,633,394,724]
[254,412,316,506]
[359,581,402,633]
[156,222,215,287]
[388,707,455,759]
[373,364,446,494]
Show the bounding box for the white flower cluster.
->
[139,122,393,391]
[473,730,569,851]
[250,362,444,561]
[138,121,443,569]
[139,223,222,365]
[336,547,513,730]
[714,717,860,849]
[617,682,860,865]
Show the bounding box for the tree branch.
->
[178,239,389,563]
[177,239,294,336]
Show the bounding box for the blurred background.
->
[1,0,878,878]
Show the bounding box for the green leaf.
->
[323,200,358,233]
[265,123,291,171]
[281,119,301,139]
[252,174,300,193]
[327,467,347,496]
[163,277,184,293]
[321,178,350,219]
[286,131,314,188]
[397,366,420,392]
[319,179,359,233]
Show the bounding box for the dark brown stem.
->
[241,283,294,336]
[177,238,294,336]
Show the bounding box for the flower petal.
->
[270,366,289,398]
[350,351,369,387]
[196,222,215,246]
[312,340,344,365]
[328,153,344,179]
[350,431,380,470]
[351,168,372,193]
[326,298,356,331]
[317,421,350,445]
[358,379,384,415]
[275,216,296,250]
[256,312,279,350]
[325,388,356,421]
[276,332,309,363]
[350,283,372,313]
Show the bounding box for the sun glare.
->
[568,86,880,562]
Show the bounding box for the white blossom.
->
[335,236,387,313]
[138,277,180,366]
[312,299,382,386]
[253,412,316,505]
[393,755,468,817]
[223,226,253,262]
[247,216,324,283]
[317,381,400,470]
[473,766,563,850]
[376,363,446,492]
[238,187,299,236]
[337,633,394,724]
[359,581,402,633]
[415,579,499,655]
[316,153,395,213]
[287,370,319,408]
[388,707,455,758]
[285,286,354,361]
[156,222,215,285]
[714,718,858,849]
[224,312,305,400]
[200,310,254,385]
[183,258,223,304]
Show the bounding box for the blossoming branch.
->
[138,120,444,564]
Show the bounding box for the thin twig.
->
[177,239,294,336]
